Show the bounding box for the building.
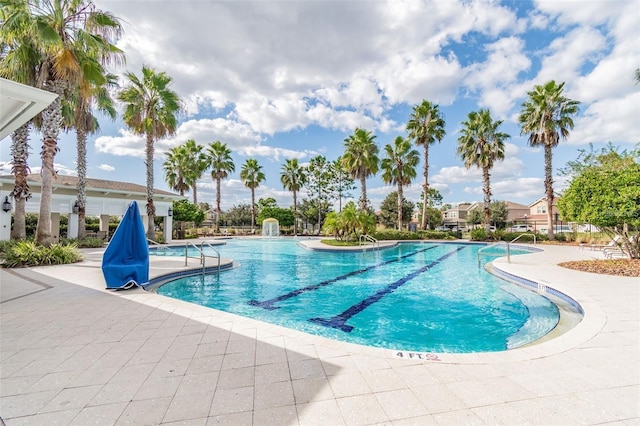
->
[0,174,184,242]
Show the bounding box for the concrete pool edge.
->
[136,240,612,365]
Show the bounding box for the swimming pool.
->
[153,239,561,353]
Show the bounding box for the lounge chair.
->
[591,235,620,251]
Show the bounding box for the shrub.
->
[60,237,106,248]
[470,228,488,241]
[1,240,82,268]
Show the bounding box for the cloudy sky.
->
[1,0,638,211]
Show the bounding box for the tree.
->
[406,100,446,230]
[1,0,40,240]
[224,203,252,227]
[280,158,306,236]
[557,146,640,258]
[2,0,124,246]
[207,140,235,231]
[467,208,484,228]
[119,66,182,240]
[257,207,294,228]
[342,128,379,211]
[379,191,414,230]
[65,72,118,239]
[423,206,444,230]
[305,155,334,231]
[164,139,208,205]
[331,156,355,212]
[519,80,580,240]
[381,136,419,230]
[490,201,509,229]
[457,109,509,231]
[171,199,204,225]
[323,201,375,241]
[240,158,265,230]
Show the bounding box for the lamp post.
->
[523,213,528,231]
[168,207,173,217]
[72,201,79,214]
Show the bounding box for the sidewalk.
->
[1,243,638,424]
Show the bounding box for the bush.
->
[60,237,106,248]
[470,228,488,241]
[1,240,82,268]
[371,230,420,240]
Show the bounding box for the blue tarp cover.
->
[101,201,149,289]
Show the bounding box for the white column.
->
[164,215,173,243]
[68,213,79,239]
[0,197,11,241]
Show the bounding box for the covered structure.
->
[0,77,58,141]
[0,174,184,243]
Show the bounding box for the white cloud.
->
[97,164,115,172]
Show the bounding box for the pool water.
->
[154,239,559,353]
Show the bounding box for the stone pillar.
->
[51,212,60,243]
[67,213,79,239]
[0,195,11,241]
[164,215,173,243]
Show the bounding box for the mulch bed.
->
[558,259,640,277]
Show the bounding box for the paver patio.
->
[0,242,638,425]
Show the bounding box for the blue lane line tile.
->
[247,246,437,310]
[310,246,466,332]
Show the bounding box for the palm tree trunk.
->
[145,133,156,241]
[193,185,198,205]
[250,188,255,231]
[76,128,88,239]
[421,144,429,230]
[293,191,298,236]
[216,177,221,232]
[36,80,65,247]
[10,122,31,240]
[397,183,403,231]
[359,176,367,211]
[544,144,555,240]
[482,167,491,231]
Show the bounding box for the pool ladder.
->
[477,233,537,267]
[185,241,221,274]
[359,234,379,250]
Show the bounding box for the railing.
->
[185,241,221,274]
[477,233,537,266]
[146,238,162,245]
[359,234,379,250]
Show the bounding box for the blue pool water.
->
[153,239,559,353]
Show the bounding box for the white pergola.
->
[0,77,58,140]
[0,175,183,242]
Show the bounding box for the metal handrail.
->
[185,241,221,274]
[359,234,379,250]
[477,233,537,266]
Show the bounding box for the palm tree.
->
[280,158,306,236]
[119,66,182,240]
[381,136,419,230]
[0,1,41,240]
[406,100,446,230]
[163,144,192,196]
[342,128,379,211]
[65,72,118,239]
[2,0,124,246]
[240,158,265,231]
[207,141,235,231]
[457,109,509,231]
[519,80,580,239]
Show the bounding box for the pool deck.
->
[0,240,638,425]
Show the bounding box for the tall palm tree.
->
[184,139,208,205]
[406,100,446,230]
[119,66,182,240]
[64,72,118,239]
[163,144,191,196]
[519,80,580,239]
[0,0,42,240]
[381,136,419,230]
[457,109,509,231]
[207,141,235,231]
[342,128,379,211]
[280,158,306,236]
[2,0,124,246]
[240,158,265,231]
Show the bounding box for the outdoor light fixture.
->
[168,207,173,217]
[2,196,11,213]
[72,201,79,214]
